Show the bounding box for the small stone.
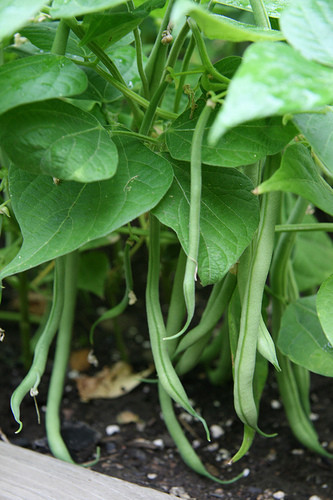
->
[192,439,201,449]
[291,448,304,455]
[271,399,282,409]
[147,473,157,480]
[116,410,140,424]
[273,491,286,499]
[169,486,191,499]
[210,424,224,439]
[243,468,250,477]
[213,400,221,407]
[105,424,120,436]
[310,412,320,421]
[152,438,164,449]
[179,412,194,423]
[309,496,322,500]
[206,442,219,452]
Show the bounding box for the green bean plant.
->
[1,0,333,483]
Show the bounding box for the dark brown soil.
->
[1,336,333,500]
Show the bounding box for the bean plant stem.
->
[64,17,143,126]
[188,19,230,84]
[275,222,333,232]
[173,35,196,113]
[45,252,78,463]
[249,0,271,29]
[51,19,70,54]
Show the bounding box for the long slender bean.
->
[45,252,78,463]
[169,101,214,339]
[158,382,246,483]
[146,215,210,439]
[10,258,65,432]
[234,155,280,434]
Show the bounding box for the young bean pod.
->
[146,215,210,439]
[10,257,65,432]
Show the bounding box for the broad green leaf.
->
[153,156,260,286]
[280,0,333,66]
[256,143,333,216]
[293,215,333,292]
[0,55,87,116]
[166,100,296,167]
[50,0,127,18]
[214,0,289,18]
[0,100,118,183]
[170,1,284,42]
[0,137,173,278]
[293,108,333,176]
[317,275,333,346]
[77,251,109,297]
[209,42,333,142]
[0,0,46,41]
[21,22,92,59]
[80,0,165,47]
[277,296,333,377]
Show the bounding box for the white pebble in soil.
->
[105,424,120,436]
[210,424,225,439]
[273,491,286,499]
[147,473,157,480]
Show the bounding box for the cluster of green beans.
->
[271,195,333,458]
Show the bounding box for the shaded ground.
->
[1,342,333,500]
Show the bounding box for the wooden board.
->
[0,441,178,500]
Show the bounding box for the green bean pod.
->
[10,257,65,432]
[234,157,280,433]
[158,382,246,483]
[46,252,78,463]
[146,215,210,440]
[170,102,215,340]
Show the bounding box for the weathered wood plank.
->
[0,442,178,500]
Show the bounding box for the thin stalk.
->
[144,0,176,87]
[174,35,196,113]
[18,272,31,370]
[275,222,333,232]
[64,17,143,126]
[249,0,271,29]
[45,252,78,463]
[139,22,190,135]
[127,0,150,98]
[51,19,70,54]
[188,19,230,85]
[94,66,177,121]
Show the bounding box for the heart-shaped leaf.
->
[0,137,173,278]
[293,108,333,176]
[0,55,87,115]
[0,100,118,183]
[153,156,260,286]
[0,0,46,41]
[171,1,284,42]
[214,0,289,18]
[166,100,296,167]
[278,296,333,377]
[209,42,333,142]
[50,0,127,18]
[280,0,333,66]
[256,143,333,216]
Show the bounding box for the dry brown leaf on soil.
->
[75,361,153,402]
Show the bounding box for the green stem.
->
[188,19,230,85]
[133,27,150,99]
[139,22,190,135]
[275,222,333,232]
[18,271,31,370]
[144,0,176,88]
[64,17,143,126]
[174,35,196,113]
[45,252,78,463]
[94,66,177,121]
[249,0,271,28]
[51,19,70,55]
